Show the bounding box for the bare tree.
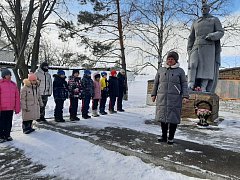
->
[0,0,57,87]
[127,0,180,70]
[57,0,134,70]
[126,0,240,72]
[31,0,57,72]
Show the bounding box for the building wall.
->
[219,67,240,80]
[0,50,14,62]
[216,67,240,99]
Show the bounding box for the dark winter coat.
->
[81,74,94,98]
[151,62,189,124]
[117,72,126,95]
[108,76,119,97]
[68,76,82,98]
[53,74,69,100]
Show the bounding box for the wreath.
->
[194,101,212,126]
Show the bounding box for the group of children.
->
[52,68,127,122]
[0,62,127,142]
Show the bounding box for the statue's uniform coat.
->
[187,14,224,91]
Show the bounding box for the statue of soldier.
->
[187,3,224,93]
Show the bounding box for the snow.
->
[9,129,198,180]
[1,74,240,179]
[185,149,203,154]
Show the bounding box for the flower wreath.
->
[194,101,212,120]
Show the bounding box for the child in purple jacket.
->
[92,72,101,117]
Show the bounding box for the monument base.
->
[181,92,219,123]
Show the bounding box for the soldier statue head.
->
[201,3,210,16]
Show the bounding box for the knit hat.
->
[1,68,12,78]
[84,70,91,75]
[28,72,37,81]
[101,71,107,77]
[57,70,65,76]
[110,70,117,76]
[72,69,80,75]
[167,51,179,62]
[40,61,49,69]
[120,69,125,73]
[94,73,100,79]
[40,61,49,72]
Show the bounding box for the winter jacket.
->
[100,77,108,90]
[21,79,43,121]
[117,72,127,94]
[151,62,189,124]
[53,74,69,100]
[81,74,94,98]
[35,68,52,96]
[108,76,119,97]
[93,73,101,99]
[0,79,20,113]
[68,76,82,98]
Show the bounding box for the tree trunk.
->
[116,0,128,100]
[158,0,164,69]
[14,54,29,89]
[31,28,41,72]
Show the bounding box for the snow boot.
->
[117,109,125,112]
[37,117,47,123]
[70,115,80,121]
[82,114,91,119]
[167,139,174,145]
[70,115,75,121]
[109,110,117,114]
[100,111,107,115]
[0,138,6,143]
[92,110,100,117]
[55,117,65,122]
[23,128,32,134]
[157,137,167,143]
[5,136,13,141]
[22,121,32,134]
[74,116,80,121]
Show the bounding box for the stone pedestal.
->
[146,80,219,122]
[146,80,156,106]
[182,92,219,122]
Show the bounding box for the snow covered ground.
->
[1,74,240,179]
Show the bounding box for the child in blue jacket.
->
[53,70,69,122]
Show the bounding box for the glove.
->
[74,88,79,92]
[205,35,211,41]
[79,94,83,100]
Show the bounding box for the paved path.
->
[0,145,55,180]
[36,120,240,180]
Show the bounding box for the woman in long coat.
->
[151,51,189,144]
[21,73,43,134]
